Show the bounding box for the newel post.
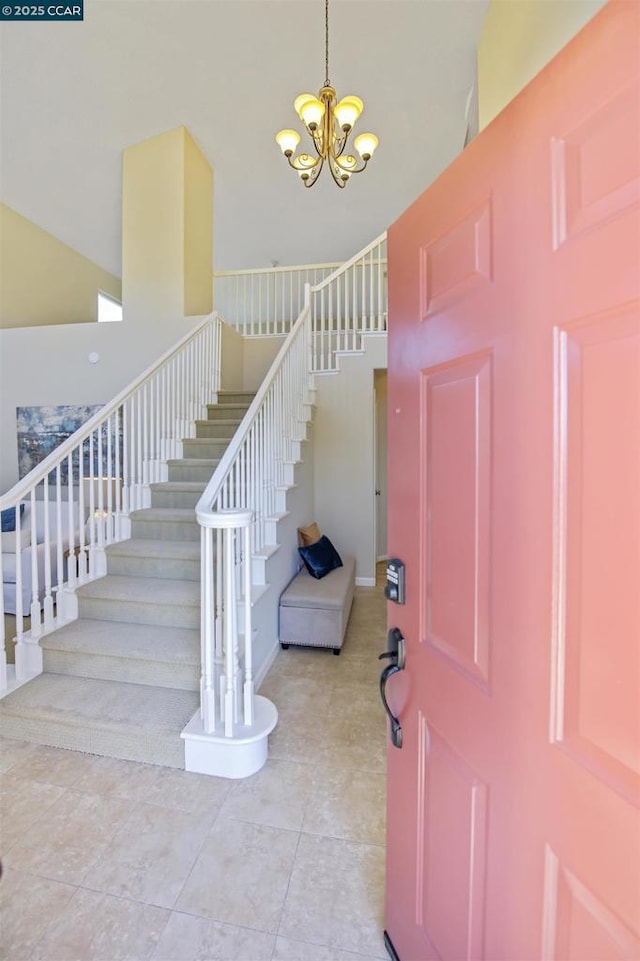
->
[181,507,278,778]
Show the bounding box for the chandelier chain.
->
[325,0,330,86]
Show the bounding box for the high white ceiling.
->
[0,0,489,274]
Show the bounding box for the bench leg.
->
[333,648,341,656]
[280,643,290,650]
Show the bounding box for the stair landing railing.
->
[309,231,387,371]
[215,231,387,371]
[0,315,223,694]
[214,261,339,336]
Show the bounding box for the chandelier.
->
[275,0,379,188]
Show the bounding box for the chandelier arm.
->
[286,152,321,172]
[328,162,348,188]
[303,156,325,187]
[334,154,368,174]
[343,160,369,176]
[310,129,325,157]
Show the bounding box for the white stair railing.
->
[198,298,312,559]
[310,231,387,371]
[191,232,389,756]
[196,508,254,737]
[181,501,278,779]
[213,233,387,368]
[0,315,223,693]
[190,293,312,757]
[214,261,339,336]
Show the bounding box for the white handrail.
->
[1,314,223,693]
[310,231,387,293]
[310,231,387,371]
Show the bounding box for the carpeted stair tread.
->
[205,406,251,419]
[0,675,199,733]
[194,419,244,427]
[167,458,220,468]
[182,437,235,446]
[129,507,197,522]
[77,574,199,606]
[106,539,200,562]
[0,674,198,766]
[40,618,199,664]
[148,482,206,494]
[216,391,255,399]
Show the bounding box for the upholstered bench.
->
[279,554,356,654]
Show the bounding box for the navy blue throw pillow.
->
[298,535,343,580]
[1,503,24,532]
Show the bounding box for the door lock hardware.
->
[384,558,406,605]
[379,627,406,748]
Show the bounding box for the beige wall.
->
[122,126,213,326]
[478,0,605,129]
[220,322,244,391]
[242,337,286,392]
[314,336,387,585]
[0,204,121,329]
[1,126,214,492]
[184,132,214,317]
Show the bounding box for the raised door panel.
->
[422,354,492,690]
[416,715,488,961]
[551,303,640,803]
[543,847,640,961]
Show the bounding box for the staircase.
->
[1,233,387,777]
[0,392,255,767]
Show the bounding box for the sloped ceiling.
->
[0,0,489,274]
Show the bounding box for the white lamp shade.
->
[293,93,316,118]
[299,97,325,128]
[275,129,301,154]
[354,132,379,159]
[335,96,364,129]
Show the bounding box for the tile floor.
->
[0,578,388,961]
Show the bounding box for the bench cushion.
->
[280,555,356,610]
[279,554,356,651]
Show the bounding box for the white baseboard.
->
[255,638,280,691]
[356,576,376,587]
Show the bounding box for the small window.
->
[98,291,123,323]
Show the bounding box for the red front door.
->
[384,4,640,959]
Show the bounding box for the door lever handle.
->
[378,627,406,749]
[380,664,403,749]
